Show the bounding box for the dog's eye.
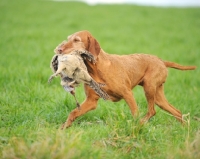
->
[74,36,81,42]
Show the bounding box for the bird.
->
[48,50,109,109]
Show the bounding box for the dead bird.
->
[48,50,109,105]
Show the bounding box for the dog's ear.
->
[74,36,81,42]
[87,35,101,59]
[79,50,96,64]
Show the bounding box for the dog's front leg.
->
[61,96,99,129]
[123,91,138,116]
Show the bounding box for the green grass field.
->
[0,0,200,158]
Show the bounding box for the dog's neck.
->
[84,49,110,83]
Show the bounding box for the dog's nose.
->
[58,48,63,53]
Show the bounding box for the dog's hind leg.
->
[155,84,183,122]
[141,82,157,123]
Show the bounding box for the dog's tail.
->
[164,61,196,70]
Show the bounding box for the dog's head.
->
[54,30,101,59]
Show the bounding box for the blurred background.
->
[0,0,200,158]
[59,0,200,7]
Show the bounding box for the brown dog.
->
[55,30,196,129]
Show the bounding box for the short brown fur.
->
[55,30,196,129]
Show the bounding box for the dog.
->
[54,30,196,129]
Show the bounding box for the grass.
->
[0,0,200,158]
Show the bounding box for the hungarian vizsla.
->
[54,30,196,129]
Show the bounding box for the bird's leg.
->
[70,91,80,110]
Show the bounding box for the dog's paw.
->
[60,120,73,130]
[61,122,69,130]
[60,123,66,130]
